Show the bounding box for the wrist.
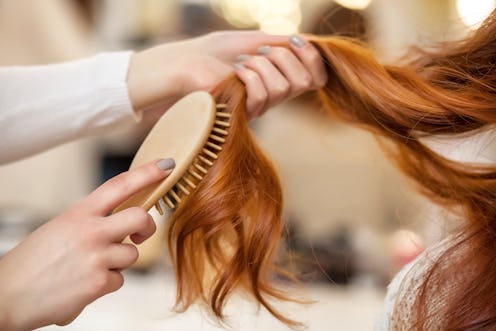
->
[127,45,184,113]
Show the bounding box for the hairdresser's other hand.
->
[232,34,327,117]
[0,159,175,331]
[127,31,327,119]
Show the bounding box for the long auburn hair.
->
[166,10,496,329]
[167,77,298,326]
[311,11,496,329]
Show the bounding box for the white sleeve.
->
[0,51,140,165]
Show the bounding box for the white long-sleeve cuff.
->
[0,51,139,164]
[89,51,141,123]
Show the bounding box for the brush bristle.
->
[155,108,231,213]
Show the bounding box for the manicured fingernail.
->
[234,63,246,71]
[236,54,251,62]
[290,34,306,48]
[157,158,175,171]
[257,45,272,55]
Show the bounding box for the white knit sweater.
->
[0,51,138,165]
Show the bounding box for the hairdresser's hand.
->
[231,33,328,117]
[127,31,327,119]
[0,159,175,331]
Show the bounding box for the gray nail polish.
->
[234,63,246,71]
[257,45,272,55]
[157,158,175,171]
[236,54,251,62]
[290,34,306,48]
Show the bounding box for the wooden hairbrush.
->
[113,91,231,267]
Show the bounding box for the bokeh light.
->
[209,0,302,34]
[333,0,372,10]
[456,0,495,29]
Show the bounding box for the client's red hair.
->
[167,10,496,329]
[167,78,296,326]
[310,11,496,330]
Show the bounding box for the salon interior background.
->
[0,0,495,330]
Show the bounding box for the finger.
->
[57,271,124,326]
[241,55,290,108]
[102,270,125,295]
[211,30,288,62]
[104,207,156,243]
[105,243,139,269]
[259,46,314,98]
[56,309,85,326]
[289,35,328,88]
[233,32,288,57]
[130,231,153,245]
[84,158,175,215]
[234,63,268,117]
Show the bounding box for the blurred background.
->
[0,0,495,330]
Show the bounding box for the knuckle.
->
[88,250,105,269]
[316,74,328,87]
[316,80,326,88]
[191,70,218,91]
[274,81,290,96]
[87,227,105,244]
[251,55,268,67]
[145,162,163,178]
[92,271,109,294]
[128,207,149,223]
[113,273,125,291]
[253,90,268,105]
[106,172,130,193]
[79,220,104,245]
[243,70,260,85]
[126,245,139,265]
[299,75,313,89]
[306,51,321,66]
[249,100,263,115]
[64,205,85,219]
[271,47,290,60]
[104,272,124,293]
[107,171,126,185]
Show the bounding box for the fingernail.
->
[156,158,175,171]
[257,45,272,55]
[290,34,306,48]
[236,54,251,62]
[234,63,246,71]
